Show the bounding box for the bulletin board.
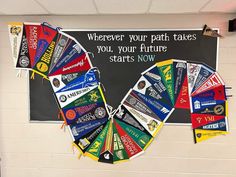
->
[29,29,218,123]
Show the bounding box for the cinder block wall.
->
[0,14,236,177]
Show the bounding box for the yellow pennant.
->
[194,129,228,143]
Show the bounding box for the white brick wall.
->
[0,14,236,177]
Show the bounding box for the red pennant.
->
[192,85,226,101]
[24,23,41,68]
[175,76,190,109]
[48,53,91,76]
[191,113,225,129]
[113,120,143,158]
[192,73,224,97]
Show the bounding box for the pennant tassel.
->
[30,71,35,80]
[16,69,22,77]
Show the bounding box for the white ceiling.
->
[0,0,236,15]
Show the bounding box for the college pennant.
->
[55,85,97,108]
[63,85,106,109]
[156,59,175,106]
[191,73,224,97]
[98,120,114,163]
[191,64,214,93]
[85,120,110,161]
[113,124,129,163]
[56,68,100,93]
[49,32,71,73]
[187,62,201,94]
[122,90,162,122]
[175,75,190,109]
[33,23,58,67]
[132,90,173,122]
[173,60,188,106]
[114,119,143,159]
[142,65,173,107]
[191,113,226,129]
[116,119,153,150]
[32,34,58,78]
[73,122,108,154]
[191,85,226,101]
[69,118,108,141]
[16,24,31,69]
[123,103,163,137]
[191,99,227,116]
[133,76,172,108]
[193,129,228,143]
[61,102,109,125]
[24,22,41,68]
[114,105,152,136]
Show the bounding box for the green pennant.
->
[64,86,105,109]
[116,119,153,150]
[157,60,175,105]
[84,120,110,161]
[113,122,129,163]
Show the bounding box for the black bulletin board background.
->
[30,29,218,123]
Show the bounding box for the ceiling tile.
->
[201,0,236,13]
[0,0,48,14]
[95,0,151,14]
[149,0,209,14]
[38,0,97,14]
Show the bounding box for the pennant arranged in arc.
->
[9,22,229,163]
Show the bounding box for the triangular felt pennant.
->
[142,65,173,108]
[191,99,226,116]
[191,64,214,93]
[69,118,108,141]
[32,34,58,78]
[123,103,163,137]
[191,72,224,97]
[193,129,228,143]
[191,113,226,129]
[113,119,143,159]
[48,40,88,75]
[197,118,228,131]
[132,90,173,121]
[113,123,129,163]
[49,71,88,92]
[63,85,106,109]
[114,105,152,136]
[122,89,162,122]
[49,32,71,73]
[8,22,24,67]
[133,76,173,109]
[61,101,109,125]
[16,24,31,69]
[33,23,58,67]
[24,22,41,68]
[187,62,201,94]
[156,59,175,106]
[48,53,92,76]
[173,60,187,103]
[175,75,190,109]
[73,121,108,154]
[191,85,226,101]
[55,85,97,108]
[84,120,110,161]
[55,68,100,93]
[202,24,222,38]
[98,120,114,163]
[116,119,153,150]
